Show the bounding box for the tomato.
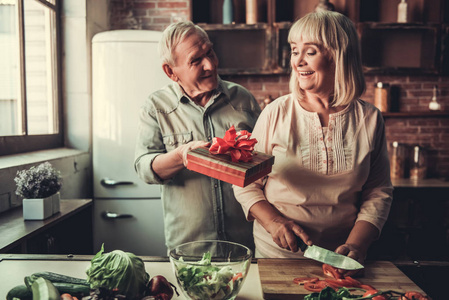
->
[292,277,319,284]
[232,272,243,282]
[322,264,343,279]
[400,291,430,300]
[344,276,361,287]
[360,284,376,291]
[363,289,387,300]
[304,280,328,292]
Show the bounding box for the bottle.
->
[223,0,233,24]
[429,85,441,111]
[374,82,390,112]
[397,0,408,23]
[246,0,258,24]
[281,45,290,69]
[315,0,335,12]
[390,141,405,179]
[410,145,427,181]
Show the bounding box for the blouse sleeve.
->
[356,111,393,235]
[233,106,273,221]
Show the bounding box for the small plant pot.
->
[23,193,59,220]
[52,192,60,214]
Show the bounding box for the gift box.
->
[186,146,275,187]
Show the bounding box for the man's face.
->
[169,33,219,99]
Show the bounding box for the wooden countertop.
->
[0,255,432,300]
[392,178,449,188]
[0,199,92,253]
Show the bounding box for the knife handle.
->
[296,235,308,252]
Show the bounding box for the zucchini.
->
[31,277,60,300]
[29,271,89,286]
[6,284,32,300]
[52,282,90,297]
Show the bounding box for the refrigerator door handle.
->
[102,211,133,219]
[100,178,134,187]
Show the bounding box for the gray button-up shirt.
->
[134,78,261,251]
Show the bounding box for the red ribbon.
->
[209,126,257,162]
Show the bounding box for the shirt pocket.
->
[163,132,193,152]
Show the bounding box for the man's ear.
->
[162,63,178,82]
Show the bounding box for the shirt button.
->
[320,137,323,141]
[214,184,218,188]
[218,230,223,235]
[208,136,212,141]
[323,160,327,164]
[217,207,221,212]
[322,147,326,151]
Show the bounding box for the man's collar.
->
[174,76,228,104]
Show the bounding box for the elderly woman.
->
[233,11,393,273]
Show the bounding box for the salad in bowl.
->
[169,240,252,300]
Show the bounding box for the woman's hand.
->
[334,243,366,277]
[267,217,312,252]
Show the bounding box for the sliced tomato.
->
[400,291,430,300]
[232,272,243,282]
[303,280,328,292]
[322,264,343,279]
[325,278,355,288]
[363,289,387,300]
[293,277,319,285]
[344,276,362,287]
[360,284,376,291]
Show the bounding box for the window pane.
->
[24,0,58,135]
[0,1,22,136]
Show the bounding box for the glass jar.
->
[390,141,406,179]
[410,145,427,180]
[374,82,390,112]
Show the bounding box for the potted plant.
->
[14,162,63,220]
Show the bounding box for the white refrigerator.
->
[92,30,171,256]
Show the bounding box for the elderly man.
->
[134,21,261,252]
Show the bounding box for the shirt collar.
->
[173,76,228,104]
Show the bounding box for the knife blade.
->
[296,236,364,270]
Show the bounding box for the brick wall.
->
[110,0,449,178]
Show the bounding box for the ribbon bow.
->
[209,126,257,162]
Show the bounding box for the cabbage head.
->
[86,244,150,299]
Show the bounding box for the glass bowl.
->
[169,240,253,300]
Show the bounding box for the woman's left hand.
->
[334,243,366,277]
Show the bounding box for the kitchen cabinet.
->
[367,179,449,262]
[192,0,449,75]
[0,199,93,255]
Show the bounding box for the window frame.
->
[0,0,63,156]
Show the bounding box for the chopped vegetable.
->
[363,289,388,300]
[173,252,247,300]
[322,264,343,279]
[85,244,150,300]
[293,277,319,285]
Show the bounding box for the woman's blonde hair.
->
[288,11,366,106]
[159,21,210,66]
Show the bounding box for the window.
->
[0,0,62,156]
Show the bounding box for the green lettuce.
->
[86,244,150,299]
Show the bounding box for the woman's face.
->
[290,37,335,98]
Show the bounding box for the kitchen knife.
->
[296,236,364,270]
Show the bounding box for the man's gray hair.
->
[158,21,210,66]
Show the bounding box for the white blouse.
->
[233,95,393,258]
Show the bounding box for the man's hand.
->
[176,141,210,167]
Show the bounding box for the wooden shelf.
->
[191,0,448,75]
[382,111,449,118]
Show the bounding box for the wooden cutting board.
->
[258,259,426,300]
